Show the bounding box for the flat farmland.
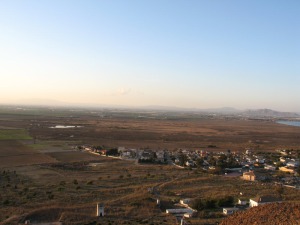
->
[28,116,300,151]
[0,140,57,168]
[2,108,300,151]
[0,107,300,224]
[46,151,109,163]
[0,129,32,140]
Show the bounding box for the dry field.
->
[0,107,300,224]
[28,117,300,151]
[220,202,300,225]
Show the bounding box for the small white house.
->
[156,150,165,163]
[249,196,281,208]
[287,160,299,168]
[166,208,195,215]
[180,198,191,207]
[185,161,194,167]
[256,158,265,164]
[264,165,276,171]
[237,198,247,205]
[280,157,287,163]
[223,207,239,215]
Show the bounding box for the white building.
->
[264,165,276,171]
[223,207,239,215]
[287,160,299,168]
[180,198,191,207]
[237,198,247,205]
[166,208,195,215]
[249,196,281,208]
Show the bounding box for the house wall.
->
[238,199,247,205]
[243,174,255,181]
[249,199,259,207]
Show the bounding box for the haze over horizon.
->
[1,1,299,112]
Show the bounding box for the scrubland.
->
[1,107,300,224]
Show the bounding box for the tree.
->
[205,199,217,209]
[106,148,119,156]
[196,158,204,168]
[178,153,188,166]
[191,198,205,211]
[296,166,300,176]
[217,196,234,207]
[276,186,284,198]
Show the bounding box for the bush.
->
[217,196,234,207]
[87,180,94,185]
[191,199,205,211]
[192,196,233,210]
[205,199,217,209]
[48,194,54,199]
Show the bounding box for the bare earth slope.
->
[220,203,300,225]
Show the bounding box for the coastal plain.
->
[0,106,300,225]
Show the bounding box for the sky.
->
[0,0,299,111]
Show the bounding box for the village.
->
[80,145,300,223]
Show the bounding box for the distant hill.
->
[141,106,242,114]
[220,203,300,225]
[2,100,299,118]
[240,108,299,118]
[141,106,299,118]
[200,107,242,114]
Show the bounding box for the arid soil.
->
[1,107,300,224]
[220,202,300,225]
[1,109,300,153]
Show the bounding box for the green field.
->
[0,129,32,140]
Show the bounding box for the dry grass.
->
[1,109,300,224]
[220,203,300,225]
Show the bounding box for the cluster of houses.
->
[80,145,300,187]
[240,149,300,188]
[222,195,282,215]
[167,147,300,187]
[77,145,300,222]
[79,145,167,163]
[165,195,282,218]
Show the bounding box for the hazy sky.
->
[1,1,299,111]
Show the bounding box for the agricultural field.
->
[0,129,32,140]
[0,106,300,224]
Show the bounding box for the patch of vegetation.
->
[191,196,234,211]
[0,129,32,140]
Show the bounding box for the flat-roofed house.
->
[249,196,282,208]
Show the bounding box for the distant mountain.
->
[200,107,242,114]
[240,108,299,118]
[140,105,241,114]
[140,106,299,118]
[2,100,299,118]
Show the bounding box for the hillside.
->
[241,109,299,118]
[220,203,300,225]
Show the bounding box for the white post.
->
[97,203,105,217]
[157,199,160,206]
[181,217,184,225]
